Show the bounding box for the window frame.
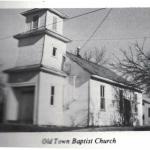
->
[100,85,105,111]
[119,89,124,113]
[134,93,138,113]
[61,55,66,70]
[32,15,39,29]
[52,47,57,57]
[50,86,55,105]
[52,16,57,31]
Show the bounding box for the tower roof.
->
[21,8,68,19]
[13,27,71,43]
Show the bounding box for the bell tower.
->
[13,8,71,70]
[4,9,71,126]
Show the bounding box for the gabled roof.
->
[21,8,68,19]
[66,52,131,86]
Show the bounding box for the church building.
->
[3,8,143,127]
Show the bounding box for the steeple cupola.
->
[21,8,68,34]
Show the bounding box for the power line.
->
[72,36,149,42]
[80,8,112,50]
[68,8,105,20]
[37,8,106,30]
[0,8,106,41]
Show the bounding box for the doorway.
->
[14,86,34,124]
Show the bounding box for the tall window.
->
[32,15,39,29]
[119,90,123,113]
[50,86,55,105]
[134,94,138,113]
[52,16,57,31]
[100,85,105,110]
[61,56,66,70]
[52,47,57,56]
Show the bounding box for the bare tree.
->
[82,47,108,65]
[111,41,150,94]
[83,49,93,61]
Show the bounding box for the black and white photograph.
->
[0,0,150,148]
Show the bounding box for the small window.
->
[100,85,105,110]
[148,108,150,117]
[52,47,57,56]
[50,86,55,105]
[32,15,39,29]
[52,16,57,31]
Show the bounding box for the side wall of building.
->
[37,71,65,126]
[41,35,66,70]
[63,58,90,127]
[89,79,115,126]
[16,35,44,67]
[89,78,143,126]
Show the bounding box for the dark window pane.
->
[100,85,104,97]
[51,86,55,95]
[134,94,138,113]
[100,85,105,110]
[100,98,105,109]
[61,56,66,70]
[135,104,138,112]
[143,114,145,120]
[103,86,105,97]
[51,96,54,105]
[134,94,137,101]
[53,47,57,56]
[119,90,123,113]
[33,15,39,29]
[50,86,55,105]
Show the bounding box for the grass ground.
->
[0,123,150,132]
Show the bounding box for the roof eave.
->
[13,28,72,43]
[91,75,142,93]
[3,65,67,77]
[41,65,67,77]
[3,64,41,73]
[21,8,68,19]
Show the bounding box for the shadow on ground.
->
[0,123,150,132]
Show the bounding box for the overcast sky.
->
[1,8,150,69]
